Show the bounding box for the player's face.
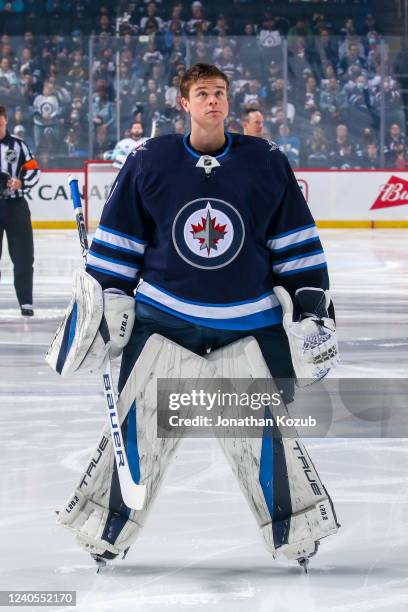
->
[245,112,264,137]
[181,78,229,129]
[130,123,143,139]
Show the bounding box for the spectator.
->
[64,128,87,159]
[239,24,262,77]
[12,124,35,150]
[32,80,62,148]
[361,142,381,168]
[348,74,375,135]
[338,42,367,79]
[216,45,242,81]
[0,57,19,87]
[258,13,282,64]
[186,1,210,36]
[304,126,329,168]
[385,123,406,165]
[288,39,313,91]
[142,40,164,67]
[165,2,185,33]
[95,14,114,36]
[241,79,264,110]
[140,2,164,33]
[302,75,320,117]
[373,77,405,129]
[276,124,300,167]
[92,86,116,155]
[212,14,229,37]
[361,13,382,37]
[320,78,348,125]
[329,124,361,168]
[387,143,408,169]
[287,19,313,52]
[315,29,339,76]
[165,75,180,108]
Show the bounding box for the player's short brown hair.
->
[179,63,229,99]
[241,107,262,123]
[0,105,7,119]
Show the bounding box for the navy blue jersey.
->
[86,133,330,330]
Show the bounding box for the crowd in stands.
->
[0,0,407,169]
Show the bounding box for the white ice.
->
[0,230,407,612]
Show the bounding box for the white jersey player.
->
[108,121,148,168]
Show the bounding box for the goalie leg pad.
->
[207,336,339,559]
[57,333,217,557]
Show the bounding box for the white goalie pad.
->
[274,286,339,386]
[207,336,339,561]
[45,268,135,376]
[57,334,217,557]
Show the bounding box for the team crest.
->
[5,149,17,163]
[172,198,245,269]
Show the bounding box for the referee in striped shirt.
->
[0,105,40,316]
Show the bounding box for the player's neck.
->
[189,125,226,154]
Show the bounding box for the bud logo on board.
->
[371,175,408,210]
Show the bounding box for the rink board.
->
[28,166,408,229]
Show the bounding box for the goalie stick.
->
[68,175,146,510]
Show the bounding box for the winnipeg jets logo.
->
[172,198,245,270]
[191,205,227,255]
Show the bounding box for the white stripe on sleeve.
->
[273,252,326,275]
[267,225,319,251]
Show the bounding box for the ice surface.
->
[0,230,407,611]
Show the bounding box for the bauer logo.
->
[172,198,245,270]
[371,175,408,210]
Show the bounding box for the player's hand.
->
[7,178,22,191]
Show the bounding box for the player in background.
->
[0,105,40,316]
[50,63,339,568]
[105,121,147,168]
[241,107,265,137]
